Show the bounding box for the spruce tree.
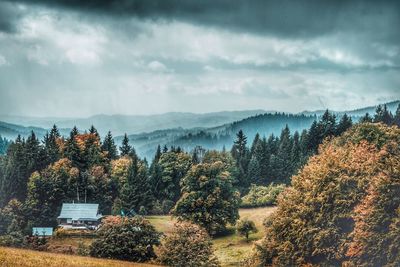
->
[64,130,83,170]
[120,158,154,212]
[318,110,337,138]
[360,113,373,123]
[43,125,61,165]
[0,135,27,205]
[394,104,400,127]
[101,131,117,160]
[276,125,293,183]
[119,134,131,156]
[336,114,352,135]
[231,130,250,188]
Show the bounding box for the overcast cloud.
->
[0,0,399,117]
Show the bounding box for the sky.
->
[0,0,399,117]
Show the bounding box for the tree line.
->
[0,104,399,238]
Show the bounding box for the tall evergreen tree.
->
[394,104,400,127]
[120,158,154,212]
[336,114,353,135]
[291,131,302,173]
[360,112,373,123]
[43,125,61,165]
[276,125,293,183]
[307,120,320,153]
[231,130,250,188]
[0,136,27,206]
[64,129,83,170]
[318,110,337,138]
[119,134,131,156]
[101,131,117,160]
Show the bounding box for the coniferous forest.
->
[0,104,398,248]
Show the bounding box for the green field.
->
[45,207,276,266]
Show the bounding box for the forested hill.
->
[0,121,70,140]
[301,100,400,117]
[0,110,267,136]
[120,113,317,159]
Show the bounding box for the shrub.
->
[161,200,175,214]
[149,200,164,215]
[77,240,89,256]
[252,123,400,266]
[158,222,219,267]
[240,184,285,208]
[138,206,147,215]
[89,216,161,262]
[236,219,258,242]
[25,235,48,251]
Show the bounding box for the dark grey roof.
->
[58,203,102,221]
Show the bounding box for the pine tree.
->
[119,134,131,156]
[276,125,293,183]
[336,114,352,135]
[290,131,302,173]
[71,126,79,137]
[120,158,154,212]
[64,130,83,170]
[101,131,117,160]
[394,104,400,127]
[89,125,99,137]
[360,113,373,123]
[382,104,393,125]
[83,133,102,168]
[148,145,163,202]
[231,130,250,188]
[0,136,27,205]
[43,125,61,165]
[318,110,337,138]
[307,120,319,153]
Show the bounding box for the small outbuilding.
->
[57,203,102,230]
[32,227,53,236]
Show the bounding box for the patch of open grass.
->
[147,206,277,266]
[212,206,277,266]
[9,207,276,266]
[0,246,158,267]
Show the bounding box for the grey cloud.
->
[4,0,400,40]
[0,2,25,33]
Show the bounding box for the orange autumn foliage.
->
[252,123,400,266]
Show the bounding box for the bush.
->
[236,219,258,242]
[25,235,48,251]
[77,240,89,256]
[161,200,175,214]
[138,206,147,215]
[252,123,400,266]
[240,184,285,208]
[158,222,219,267]
[89,216,161,262]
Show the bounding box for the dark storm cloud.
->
[0,2,24,33]
[6,0,400,39]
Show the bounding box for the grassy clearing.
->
[0,246,157,267]
[147,206,277,266]
[10,207,275,266]
[213,207,276,266]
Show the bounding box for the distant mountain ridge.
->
[0,100,398,159]
[300,100,399,117]
[0,110,267,136]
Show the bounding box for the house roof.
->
[58,203,102,221]
[32,227,53,236]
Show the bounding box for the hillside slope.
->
[0,246,158,267]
